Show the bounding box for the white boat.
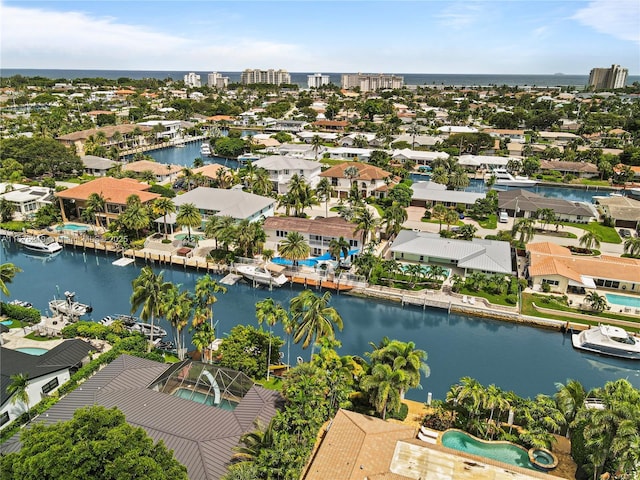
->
[16,234,62,253]
[572,325,640,360]
[130,322,167,339]
[236,264,288,287]
[200,143,212,156]
[49,291,92,318]
[488,169,538,187]
[100,314,167,339]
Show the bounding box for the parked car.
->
[499,211,509,223]
[619,228,631,238]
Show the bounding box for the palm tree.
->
[255,298,289,379]
[86,192,107,228]
[404,263,425,288]
[579,231,602,251]
[192,322,216,363]
[512,217,536,244]
[623,236,640,257]
[161,285,192,360]
[120,194,150,239]
[0,262,22,296]
[584,291,608,312]
[328,236,350,266]
[278,231,310,266]
[176,203,202,241]
[353,207,378,245]
[130,266,172,352]
[181,167,194,191]
[444,209,459,231]
[7,373,30,420]
[450,376,486,429]
[311,134,323,161]
[554,379,586,435]
[458,223,477,240]
[289,290,344,359]
[194,275,227,330]
[432,204,447,232]
[153,197,176,240]
[315,177,334,218]
[252,168,273,197]
[535,208,557,231]
[232,419,275,463]
[383,203,408,238]
[360,363,405,420]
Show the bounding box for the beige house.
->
[122,160,182,183]
[57,124,152,156]
[319,162,395,199]
[526,242,640,294]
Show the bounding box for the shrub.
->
[0,303,41,324]
[541,282,551,293]
[422,210,432,220]
[149,184,176,198]
[387,402,409,421]
[505,294,517,305]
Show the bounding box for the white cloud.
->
[572,0,640,43]
[532,26,549,38]
[436,3,483,29]
[0,4,306,70]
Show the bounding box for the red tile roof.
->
[320,162,391,181]
[55,177,160,205]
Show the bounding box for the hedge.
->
[0,302,41,324]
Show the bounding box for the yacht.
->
[16,234,62,253]
[100,314,167,339]
[488,169,538,187]
[200,143,212,156]
[49,291,92,318]
[236,264,288,287]
[572,325,640,360]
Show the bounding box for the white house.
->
[458,154,512,170]
[338,133,383,148]
[392,149,449,166]
[0,183,55,220]
[252,156,322,194]
[1,340,93,429]
[81,155,120,177]
[137,120,183,142]
[296,131,338,143]
[267,143,323,160]
[437,126,478,135]
[325,147,372,162]
[411,181,485,209]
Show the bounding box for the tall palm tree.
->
[579,231,602,251]
[584,291,608,312]
[383,203,408,238]
[360,363,405,420]
[0,263,22,296]
[176,203,202,241]
[255,298,289,380]
[512,217,536,244]
[86,192,107,228]
[153,197,176,240]
[181,167,194,191]
[444,209,459,231]
[623,236,640,257]
[7,373,30,420]
[353,207,378,246]
[130,266,172,352]
[278,231,310,266]
[432,204,448,232]
[289,290,344,359]
[311,135,323,161]
[232,419,275,463]
[191,322,216,363]
[161,285,192,360]
[328,236,350,266]
[252,168,273,197]
[194,275,226,330]
[315,177,334,218]
[555,379,586,436]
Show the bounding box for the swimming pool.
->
[174,233,204,241]
[172,387,238,410]
[440,430,538,471]
[272,257,318,267]
[15,347,49,356]
[605,293,640,309]
[56,224,89,232]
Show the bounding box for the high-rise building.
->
[207,72,229,89]
[588,64,628,89]
[307,73,330,89]
[240,69,291,85]
[341,73,404,92]
[183,72,201,88]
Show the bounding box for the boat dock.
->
[220,273,242,286]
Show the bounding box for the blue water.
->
[3,69,640,87]
[15,347,49,356]
[172,387,237,410]
[440,430,535,470]
[0,242,638,400]
[56,224,89,232]
[272,257,318,267]
[605,293,640,309]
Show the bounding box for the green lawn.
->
[562,222,621,244]
[458,287,513,306]
[576,179,610,187]
[421,218,465,228]
[24,332,60,341]
[476,214,497,230]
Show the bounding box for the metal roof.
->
[172,187,276,221]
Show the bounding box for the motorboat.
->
[9,299,33,308]
[100,314,137,327]
[236,264,288,287]
[130,321,168,339]
[572,325,640,360]
[16,234,62,253]
[100,314,167,339]
[200,143,212,156]
[488,169,538,187]
[49,291,92,318]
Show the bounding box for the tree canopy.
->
[0,137,83,178]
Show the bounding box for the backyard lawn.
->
[563,221,621,244]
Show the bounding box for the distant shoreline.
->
[4,68,638,88]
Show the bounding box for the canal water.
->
[2,241,638,401]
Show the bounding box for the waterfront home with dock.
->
[55,177,160,225]
[122,160,182,183]
[319,162,395,199]
[80,155,120,177]
[252,156,322,194]
[498,190,596,223]
[56,124,152,156]
[410,181,485,209]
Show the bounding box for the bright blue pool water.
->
[174,234,204,241]
[56,224,89,232]
[172,387,238,410]
[440,430,536,470]
[605,293,640,308]
[0,320,13,326]
[15,347,49,356]
[272,257,318,267]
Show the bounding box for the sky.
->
[1,0,639,75]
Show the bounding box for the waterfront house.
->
[410,181,485,209]
[458,154,512,170]
[526,242,640,295]
[1,339,93,429]
[538,160,599,179]
[339,133,381,148]
[390,230,514,276]
[0,183,55,220]
[252,156,322,194]
[296,131,339,144]
[122,160,182,183]
[498,190,596,223]
[269,120,307,132]
[55,177,160,225]
[1,355,284,480]
[137,120,184,143]
[392,134,443,148]
[157,187,276,233]
[268,143,322,159]
[325,147,372,162]
[56,124,152,156]
[482,128,526,143]
[312,119,349,132]
[392,149,449,166]
[319,162,394,199]
[81,155,120,177]
[263,216,359,257]
[593,195,640,229]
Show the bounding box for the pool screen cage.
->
[150,360,255,405]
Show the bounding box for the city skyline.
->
[1,0,639,75]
